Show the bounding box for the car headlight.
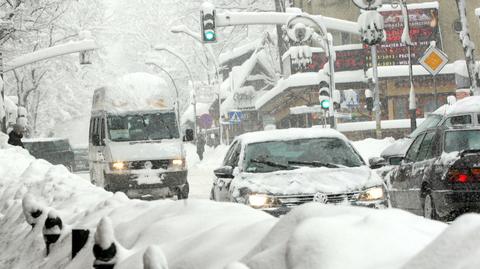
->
[248,194,277,208]
[358,186,385,201]
[111,161,128,170]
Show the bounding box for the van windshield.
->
[107,112,179,142]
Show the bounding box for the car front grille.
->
[129,160,170,170]
[276,192,360,207]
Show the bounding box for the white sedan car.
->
[210,128,388,216]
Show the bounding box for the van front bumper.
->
[104,170,188,199]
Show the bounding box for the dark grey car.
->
[24,138,75,171]
[389,126,480,221]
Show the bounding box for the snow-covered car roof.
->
[237,128,349,145]
[433,96,480,116]
[23,137,69,143]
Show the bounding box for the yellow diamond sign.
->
[419,46,448,76]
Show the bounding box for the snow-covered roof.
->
[377,1,439,12]
[92,72,176,113]
[219,39,262,66]
[181,102,212,125]
[237,127,348,145]
[337,118,426,132]
[366,63,455,78]
[255,70,366,111]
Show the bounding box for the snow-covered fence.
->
[22,194,44,228]
[42,210,63,255]
[93,217,119,269]
[143,246,169,269]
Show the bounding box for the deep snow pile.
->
[0,143,274,269]
[3,136,480,269]
[352,137,396,163]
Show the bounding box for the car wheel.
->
[423,194,437,220]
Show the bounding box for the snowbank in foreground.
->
[3,139,480,269]
[0,143,274,269]
[240,204,446,269]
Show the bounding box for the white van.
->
[88,73,193,200]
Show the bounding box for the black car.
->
[23,138,75,171]
[73,147,89,172]
[389,126,480,221]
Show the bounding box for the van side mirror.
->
[389,156,404,166]
[184,129,194,142]
[92,134,100,146]
[369,157,387,169]
[214,166,234,178]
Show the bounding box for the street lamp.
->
[145,60,181,126]
[153,46,198,143]
[284,14,337,129]
[169,27,224,144]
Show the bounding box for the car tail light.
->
[472,168,480,180]
[448,169,471,183]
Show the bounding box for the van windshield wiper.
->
[288,160,344,168]
[250,159,292,169]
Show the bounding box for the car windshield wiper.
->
[250,159,293,169]
[288,160,345,168]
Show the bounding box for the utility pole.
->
[274,0,286,74]
[1,50,5,133]
[456,0,480,96]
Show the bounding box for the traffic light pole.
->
[371,45,382,139]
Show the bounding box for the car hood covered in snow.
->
[232,165,381,196]
[108,139,184,161]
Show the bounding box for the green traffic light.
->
[204,31,216,41]
[321,99,330,109]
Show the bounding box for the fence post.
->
[93,217,117,269]
[42,210,63,255]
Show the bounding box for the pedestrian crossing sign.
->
[228,111,242,123]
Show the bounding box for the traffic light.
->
[319,87,331,110]
[365,89,373,112]
[201,3,216,43]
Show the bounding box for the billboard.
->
[286,4,441,75]
[365,4,441,67]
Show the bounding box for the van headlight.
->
[110,161,128,171]
[358,186,385,201]
[169,158,185,170]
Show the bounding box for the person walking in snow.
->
[196,133,206,161]
[8,123,24,148]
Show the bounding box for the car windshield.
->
[107,112,179,142]
[410,114,443,138]
[444,130,480,153]
[244,138,364,173]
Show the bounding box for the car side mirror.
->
[369,157,387,169]
[389,156,404,166]
[183,129,194,142]
[214,166,234,178]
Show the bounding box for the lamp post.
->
[154,46,198,143]
[145,60,182,127]
[352,0,385,138]
[169,26,224,144]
